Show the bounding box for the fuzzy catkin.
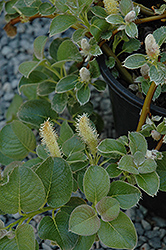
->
[76,114,98,156]
[39,119,62,158]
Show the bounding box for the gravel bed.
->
[1,13,166,250]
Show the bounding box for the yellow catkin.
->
[39,119,62,158]
[76,114,98,156]
[103,0,119,15]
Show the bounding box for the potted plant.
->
[0,0,166,249]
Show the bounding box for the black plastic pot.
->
[98,55,166,218]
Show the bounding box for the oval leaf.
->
[129,132,147,156]
[56,75,78,93]
[76,85,90,105]
[17,99,58,128]
[98,211,137,249]
[98,139,126,155]
[38,212,78,250]
[0,165,45,214]
[69,204,100,236]
[0,120,36,160]
[36,157,73,208]
[124,54,147,69]
[50,15,77,36]
[108,180,141,209]
[0,224,35,250]
[34,36,48,60]
[83,165,110,205]
[96,197,120,222]
[134,172,160,196]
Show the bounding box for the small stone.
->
[12,213,21,220]
[141,219,151,230]
[11,79,18,89]
[140,243,150,250]
[145,230,160,239]
[135,222,144,235]
[2,82,12,93]
[148,236,161,249]
[152,216,166,227]
[3,93,15,101]
[1,46,12,56]
[159,228,166,239]
[42,242,52,250]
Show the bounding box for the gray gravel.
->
[1,12,166,250]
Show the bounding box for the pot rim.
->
[98,55,166,116]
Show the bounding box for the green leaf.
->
[106,14,124,25]
[49,37,67,61]
[37,80,56,96]
[0,224,35,250]
[5,94,23,122]
[50,14,77,36]
[38,212,78,249]
[39,2,55,15]
[59,121,74,144]
[105,56,115,69]
[157,152,166,191]
[83,165,110,205]
[122,38,141,53]
[134,172,160,196]
[51,92,68,113]
[67,151,87,163]
[89,58,101,78]
[98,139,127,155]
[69,204,100,236]
[98,211,137,249]
[96,197,120,222]
[36,144,49,160]
[62,135,85,156]
[56,75,78,93]
[0,120,36,160]
[17,99,58,128]
[108,180,141,209]
[0,151,14,165]
[57,39,82,62]
[36,157,73,208]
[119,0,133,15]
[90,17,110,41]
[90,6,108,18]
[138,158,157,174]
[153,26,166,46]
[73,235,95,250]
[118,155,139,174]
[124,54,147,69]
[129,132,147,156]
[19,60,43,78]
[125,22,138,38]
[106,163,122,178]
[34,36,48,60]
[76,85,90,105]
[92,80,106,92]
[72,28,86,44]
[61,197,86,215]
[0,165,45,214]
[149,63,166,85]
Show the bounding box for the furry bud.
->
[145,34,160,59]
[124,10,136,23]
[151,130,161,141]
[79,67,91,82]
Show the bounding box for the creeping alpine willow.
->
[76,113,98,156]
[39,118,62,158]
